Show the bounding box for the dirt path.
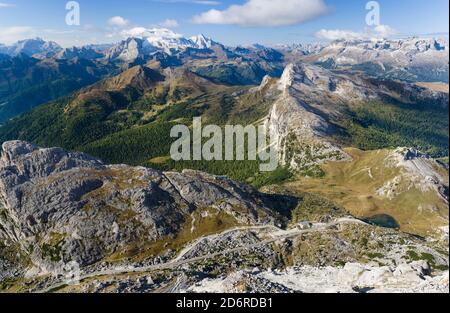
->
[40,218,367,293]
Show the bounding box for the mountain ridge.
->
[0,141,447,293]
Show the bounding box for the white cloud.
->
[118,27,183,39]
[192,0,330,27]
[107,16,179,40]
[159,19,179,28]
[119,27,148,38]
[154,0,220,5]
[374,25,397,38]
[108,16,130,28]
[315,25,398,41]
[0,26,35,44]
[315,29,366,41]
[0,2,15,8]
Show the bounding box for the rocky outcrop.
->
[309,38,449,83]
[262,63,448,175]
[379,148,449,202]
[264,63,359,174]
[187,262,449,293]
[0,141,289,274]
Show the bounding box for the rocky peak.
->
[380,147,449,202]
[56,46,103,60]
[314,38,449,82]
[278,63,297,90]
[402,148,431,161]
[256,75,273,91]
[100,65,164,91]
[190,34,215,49]
[0,140,104,180]
[2,38,63,58]
[0,141,290,271]
[1,141,38,164]
[267,64,351,173]
[278,63,355,95]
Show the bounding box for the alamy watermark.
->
[366,1,381,27]
[170,117,278,172]
[66,1,80,26]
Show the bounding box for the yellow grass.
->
[284,148,449,236]
[416,82,449,93]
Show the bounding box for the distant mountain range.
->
[0,30,223,61]
[0,31,288,123]
[302,38,449,83]
[0,33,447,78]
[0,33,448,124]
[0,37,63,59]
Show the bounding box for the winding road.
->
[40,218,367,293]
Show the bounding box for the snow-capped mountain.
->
[190,34,217,49]
[317,38,448,64]
[2,33,448,82]
[55,46,104,60]
[105,37,157,62]
[0,38,62,58]
[142,28,195,53]
[275,43,324,55]
[309,38,449,82]
[0,30,221,63]
[104,29,221,62]
[83,43,114,52]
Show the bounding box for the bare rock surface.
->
[187,262,449,293]
[262,63,448,174]
[0,141,287,274]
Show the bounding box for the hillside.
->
[280,147,449,237]
[0,62,448,189]
[1,62,447,154]
[0,141,448,293]
[0,63,280,183]
[264,63,448,173]
[0,53,113,123]
[1,36,447,125]
[0,63,447,240]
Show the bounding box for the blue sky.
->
[0,0,448,46]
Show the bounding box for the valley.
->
[0,33,448,293]
[282,148,449,237]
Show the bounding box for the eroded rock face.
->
[379,147,449,202]
[264,63,361,174]
[0,141,287,273]
[187,262,449,293]
[262,63,448,176]
[311,38,449,83]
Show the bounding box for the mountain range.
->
[0,37,62,59]
[0,31,448,293]
[303,38,449,83]
[0,32,448,125]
